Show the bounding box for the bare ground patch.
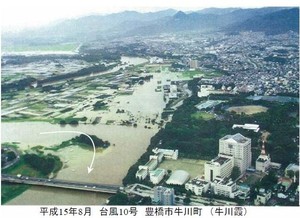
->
[227,105,268,115]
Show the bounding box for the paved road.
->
[2,174,120,194]
[1,147,20,170]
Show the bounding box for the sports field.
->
[159,158,207,178]
[227,105,268,115]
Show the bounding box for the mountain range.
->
[2,7,299,45]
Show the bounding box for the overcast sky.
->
[1,0,299,31]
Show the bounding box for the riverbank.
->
[1,122,158,204]
[1,148,63,204]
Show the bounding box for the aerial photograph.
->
[1,0,299,209]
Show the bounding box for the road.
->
[2,174,120,194]
[1,147,20,170]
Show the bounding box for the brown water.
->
[1,122,157,204]
[1,57,181,205]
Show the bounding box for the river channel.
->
[2,122,158,205]
[1,56,184,205]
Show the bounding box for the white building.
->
[149,168,166,185]
[189,59,199,69]
[219,133,252,174]
[169,84,178,99]
[211,177,238,199]
[256,142,271,173]
[285,163,299,178]
[162,188,175,205]
[166,170,190,185]
[153,186,175,205]
[147,157,159,169]
[136,156,159,180]
[150,57,164,64]
[232,124,260,132]
[254,189,271,205]
[152,148,178,160]
[204,154,234,182]
[136,168,148,181]
[150,153,164,163]
[185,178,210,195]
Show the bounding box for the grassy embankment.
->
[1,143,63,204]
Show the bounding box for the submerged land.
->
[1,7,299,206]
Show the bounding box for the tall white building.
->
[189,59,199,69]
[219,133,252,174]
[204,154,234,182]
[153,186,175,205]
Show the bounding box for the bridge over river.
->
[2,174,120,194]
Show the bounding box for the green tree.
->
[231,166,241,180]
[260,170,277,189]
[286,170,294,179]
[107,192,129,205]
[183,197,191,205]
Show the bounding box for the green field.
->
[180,70,204,78]
[191,111,215,120]
[2,43,79,52]
[1,157,41,204]
[1,146,63,204]
[180,70,223,79]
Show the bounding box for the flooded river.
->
[1,56,153,205]
[1,56,181,205]
[2,122,157,205]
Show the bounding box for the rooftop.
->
[136,168,147,176]
[145,158,158,167]
[256,155,270,162]
[150,168,165,177]
[166,170,190,185]
[221,133,249,144]
[214,177,235,186]
[187,178,209,186]
[209,155,232,166]
[286,163,299,172]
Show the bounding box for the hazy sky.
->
[1,0,299,31]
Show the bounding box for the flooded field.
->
[1,56,189,204]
